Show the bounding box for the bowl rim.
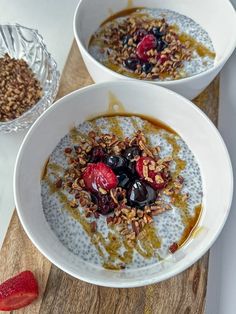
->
[73,0,236,86]
[0,23,60,132]
[13,81,234,287]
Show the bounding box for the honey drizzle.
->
[107,116,124,138]
[69,127,90,143]
[164,134,202,246]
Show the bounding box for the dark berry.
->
[96,194,116,215]
[127,161,137,176]
[117,172,130,189]
[134,28,148,43]
[64,147,72,154]
[104,155,127,170]
[123,58,140,71]
[142,62,153,74]
[156,39,168,52]
[122,34,132,45]
[127,180,157,209]
[136,34,157,61]
[151,27,165,38]
[88,146,105,163]
[123,146,141,160]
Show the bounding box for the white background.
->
[0,1,236,313]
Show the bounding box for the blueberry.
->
[122,34,132,45]
[123,58,140,71]
[123,147,141,160]
[142,62,153,74]
[127,180,157,209]
[151,27,165,38]
[134,28,148,43]
[117,173,130,189]
[145,184,157,204]
[156,39,168,52]
[104,155,127,170]
[88,146,105,163]
[127,161,137,176]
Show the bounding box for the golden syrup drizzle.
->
[178,204,202,248]
[47,163,64,173]
[107,116,124,138]
[88,120,101,135]
[41,157,50,180]
[179,33,215,59]
[101,7,144,26]
[69,127,87,143]
[164,134,202,245]
[131,116,140,131]
[136,224,161,258]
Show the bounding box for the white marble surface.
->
[0,0,78,248]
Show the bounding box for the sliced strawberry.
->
[83,162,118,192]
[0,271,38,311]
[136,34,157,61]
[136,157,169,190]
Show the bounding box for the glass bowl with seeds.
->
[0,24,60,133]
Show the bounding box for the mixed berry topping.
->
[136,34,157,61]
[56,129,186,244]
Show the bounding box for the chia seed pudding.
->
[88,8,215,81]
[41,115,203,270]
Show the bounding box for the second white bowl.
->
[74,0,236,99]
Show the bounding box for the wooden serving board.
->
[0,41,219,314]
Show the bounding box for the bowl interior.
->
[75,0,236,65]
[14,82,233,287]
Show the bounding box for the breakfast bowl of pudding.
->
[14,81,233,287]
[73,0,236,99]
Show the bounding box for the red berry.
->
[157,54,169,64]
[0,271,38,311]
[136,157,169,190]
[136,34,157,61]
[83,162,118,192]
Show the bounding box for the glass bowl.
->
[0,24,60,133]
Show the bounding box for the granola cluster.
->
[55,130,186,248]
[92,12,192,80]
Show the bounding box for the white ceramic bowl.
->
[74,0,236,100]
[14,81,233,287]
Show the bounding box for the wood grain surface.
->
[0,41,219,314]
